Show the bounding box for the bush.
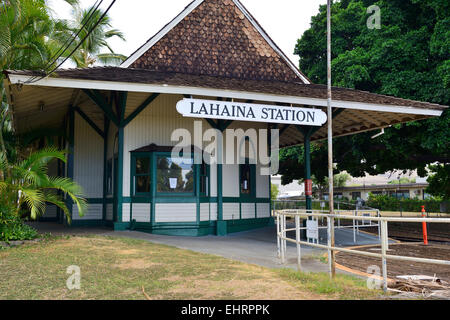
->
[366,194,445,213]
[0,204,38,242]
[0,222,38,242]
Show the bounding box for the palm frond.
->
[96,53,127,66]
[20,188,46,219]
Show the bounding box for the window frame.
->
[131,153,152,197]
[239,161,256,198]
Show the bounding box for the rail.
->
[276,209,450,292]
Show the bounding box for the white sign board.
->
[176,98,327,126]
[169,178,178,189]
[306,219,319,241]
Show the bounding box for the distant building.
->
[271,175,304,199]
[328,183,429,201]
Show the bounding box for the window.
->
[240,163,255,197]
[133,156,151,195]
[351,192,361,200]
[199,162,209,196]
[157,156,194,194]
[106,159,113,195]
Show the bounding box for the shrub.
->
[366,194,445,213]
[0,204,38,241]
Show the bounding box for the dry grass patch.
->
[0,235,383,300]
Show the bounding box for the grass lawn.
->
[0,235,384,300]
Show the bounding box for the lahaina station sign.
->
[177,98,327,126]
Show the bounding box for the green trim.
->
[123,93,159,126]
[74,106,104,139]
[225,218,272,233]
[195,163,200,223]
[66,108,75,225]
[82,89,119,126]
[239,162,256,199]
[116,91,128,223]
[102,116,110,221]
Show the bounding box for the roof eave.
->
[6,74,445,117]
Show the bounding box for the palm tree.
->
[0,0,75,155]
[66,4,126,68]
[0,147,87,223]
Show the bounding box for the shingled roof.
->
[5,67,446,112]
[122,0,309,83]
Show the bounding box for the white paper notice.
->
[169,178,177,189]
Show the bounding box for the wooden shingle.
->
[128,0,306,82]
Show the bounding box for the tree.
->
[0,148,87,223]
[271,183,279,200]
[426,164,450,200]
[297,172,351,199]
[279,0,449,194]
[66,4,126,67]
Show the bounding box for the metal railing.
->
[276,209,450,292]
[273,201,381,244]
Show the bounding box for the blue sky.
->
[49,0,327,66]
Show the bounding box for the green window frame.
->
[131,154,151,196]
[106,158,113,195]
[239,161,256,198]
[199,161,210,197]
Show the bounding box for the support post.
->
[115,91,127,227]
[102,116,110,222]
[295,215,302,271]
[281,214,286,264]
[276,213,281,259]
[66,107,75,225]
[327,216,333,276]
[380,220,388,292]
[326,0,336,279]
[304,131,312,211]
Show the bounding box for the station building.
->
[3,0,446,236]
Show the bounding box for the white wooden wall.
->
[73,113,104,199]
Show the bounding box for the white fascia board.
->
[7,74,443,117]
[120,0,204,68]
[232,0,310,84]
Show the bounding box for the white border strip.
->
[7,74,443,116]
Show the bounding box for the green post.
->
[102,116,110,222]
[115,92,127,227]
[216,120,227,235]
[66,107,75,226]
[304,131,312,211]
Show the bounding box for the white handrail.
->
[276,209,450,292]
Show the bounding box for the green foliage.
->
[0,148,88,224]
[0,220,38,242]
[270,183,279,200]
[66,4,126,67]
[281,0,450,192]
[387,177,416,184]
[366,193,444,213]
[426,164,450,200]
[0,203,38,241]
